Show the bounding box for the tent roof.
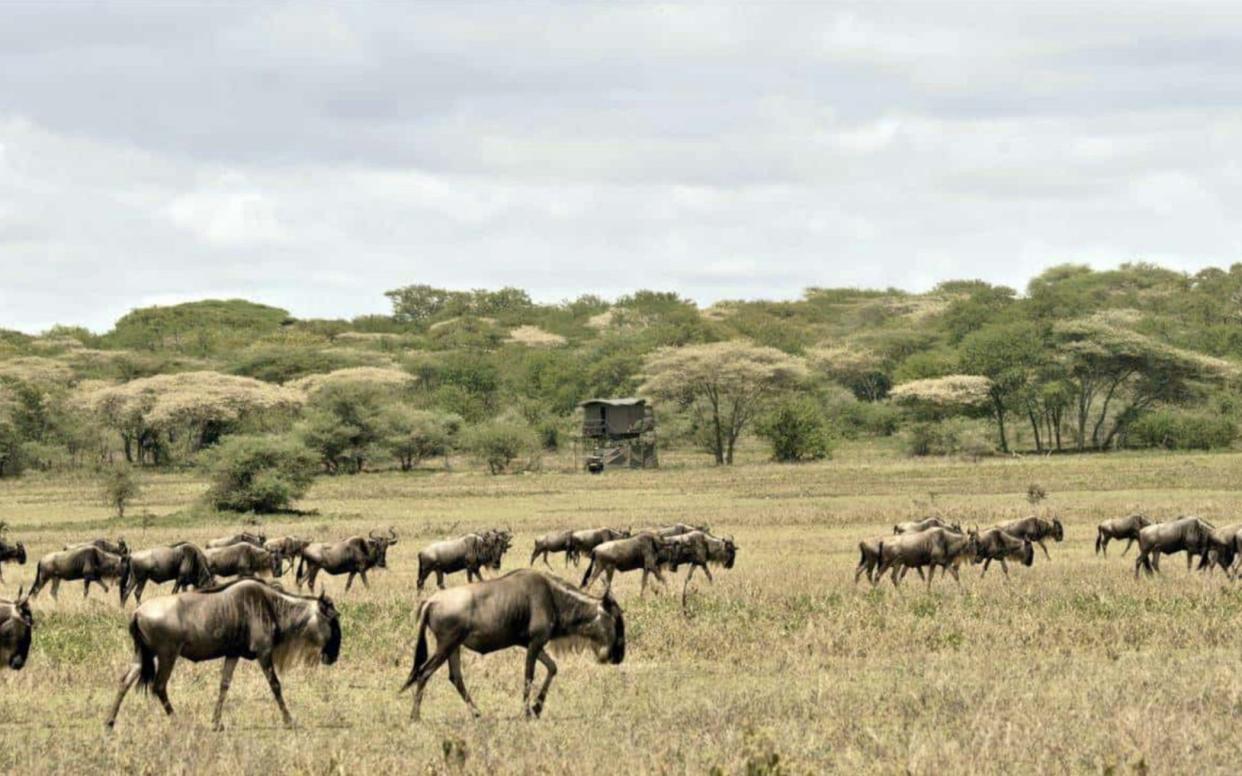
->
[578,397,646,408]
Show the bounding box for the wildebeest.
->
[1095,513,1155,557]
[893,517,962,535]
[205,543,285,580]
[995,516,1064,560]
[264,535,311,562]
[530,530,576,567]
[0,538,27,583]
[104,579,341,730]
[1134,516,1215,578]
[0,589,33,670]
[580,532,672,595]
[206,532,266,550]
[417,531,508,591]
[652,523,708,538]
[400,569,624,721]
[120,543,216,605]
[1196,523,1242,576]
[661,530,738,605]
[65,537,129,556]
[30,545,130,599]
[297,529,398,592]
[973,528,1034,578]
[566,527,630,565]
[873,528,979,588]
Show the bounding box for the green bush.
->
[904,418,997,459]
[464,419,539,474]
[383,407,461,470]
[99,464,141,518]
[755,397,835,462]
[205,435,318,512]
[1127,410,1237,451]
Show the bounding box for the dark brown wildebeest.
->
[297,529,398,592]
[417,531,507,591]
[29,546,130,599]
[661,530,738,605]
[0,588,33,670]
[400,569,624,721]
[264,535,311,564]
[204,544,285,580]
[530,530,575,567]
[580,532,672,595]
[65,537,129,556]
[0,538,27,583]
[206,532,266,550]
[566,527,630,565]
[893,517,962,535]
[1095,513,1154,557]
[120,543,216,605]
[995,516,1064,561]
[973,528,1034,578]
[873,528,979,589]
[104,579,341,731]
[1134,516,1215,578]
[1196,523,1242,576]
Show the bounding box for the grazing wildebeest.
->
[1196,523,1242,576]
[652,523,708,538]
[417,531,507,591]
[65,537,129,556]
[297,529,398,592]
[400,569,624,721]
[893,517,962,535]
[264,535,311,564]
[206,532,266,550]
[120,543,216,605]
[30,546,130,599]
[530,530,575,567]
[0,589,33,670]
[104,579,341,730]
[566,527,630,565]
[995,516,1064,560]
[1095,513,1155,557]
[973,528,1034,578]
[1134,516,1215,578]
[0,538,27,583]
[580,532,672,595]
[873,528,979,589]
[204,543,285,580]
[662,530,738,605]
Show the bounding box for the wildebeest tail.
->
[580,555,596,588]
[295,554,306,586]
[28,563,45,599]
[400,601,432,692]
[130,618,156,693]
[118,561,132,605]
[1094,528,1104,555]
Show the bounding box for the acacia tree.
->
[957,321,1045,453]
[808,345,890,401]
[640,341,807,465]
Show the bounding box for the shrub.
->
[205,435,318,513]
[99,464,141,518]
[296,382,389,473]
[383,407,461,471]
[755,397,835,462]
[464,419,539,474]
[1126,410,1237,451]
[904,419,997,459]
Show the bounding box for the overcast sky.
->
[1,2,1240,332]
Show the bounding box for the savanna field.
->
[4,443,1242,774]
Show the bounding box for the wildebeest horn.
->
[369,529,382,540]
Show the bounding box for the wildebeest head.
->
[714,535,738,569]
[0,541,26,565]
[1050,518,1064,542]
[367,527,399,568]
[316,593,342,665]
[0,588,34,671]
[585,591,625,665]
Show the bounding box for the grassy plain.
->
[3,443,1242,773]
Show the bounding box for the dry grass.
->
[3,447,1242,773]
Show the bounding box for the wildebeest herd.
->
[0,522,738,730]
[0,510,1230,730]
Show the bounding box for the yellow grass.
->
[3,446,1242,773]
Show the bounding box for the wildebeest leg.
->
[104,663,141,729]
[83,579,92,598]
[345,572,356,592]
[521,642,550,718]
[530,649,557,718]
[981,559,992,577]
[639,568,650,596]
[1151,552,1162,574]
[212,657,239,731]
[153,653,177,716]
[51,578,61,599]
[603,568,615,595]
[410,641,456,722]
[446,648,481,718]
[1121,538,1134,557]
[258,655,295,727]
[999,559,1010,578]
[436,570,446,590]
[1037,540,1051,561]
[307,567,321,592]
[925,565,935,590]
[946,564,961,587]
[359,570,371,588]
